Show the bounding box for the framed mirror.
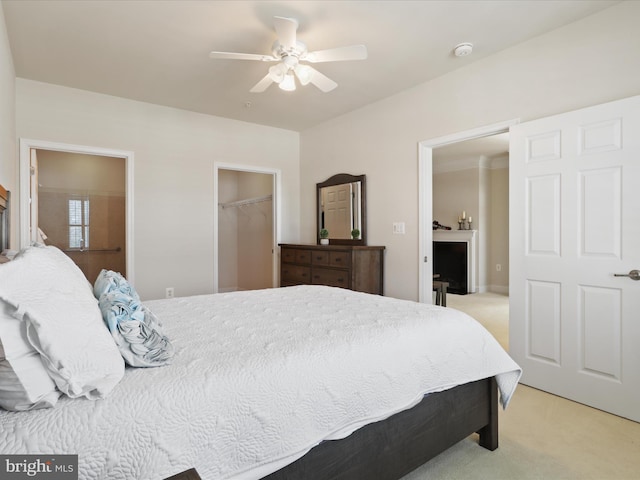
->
[317,173,366,245]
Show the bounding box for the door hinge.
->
[30,166,36,175]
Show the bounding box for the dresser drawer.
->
[311,251,329,265]
[311,267,350,289]
[312,251,350,267]
[281,265,311,284]
[329,251,350,267]
[282,248,311,265]
[296,250,311,264]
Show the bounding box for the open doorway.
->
[213,163,280,293]
[418,119,517,304]
[418,120,518,350]
[36,150,126,282]
[19,139,134,283]
[431,134,510,350]
[432,133,510,295]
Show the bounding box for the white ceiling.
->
[2,0,620,132]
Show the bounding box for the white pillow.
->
[0,245,124,399]
[0,299,60,411]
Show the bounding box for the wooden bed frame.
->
[264,377,498,480]
[168,377,497,480]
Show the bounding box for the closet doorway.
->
[214,164,279,293]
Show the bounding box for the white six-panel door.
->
[323,183,353,238]
[510,95,640,422]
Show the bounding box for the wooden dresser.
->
[279,244,385,295]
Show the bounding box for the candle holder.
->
[459,211,469,230]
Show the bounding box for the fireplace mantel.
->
[433,229,477,242]
[433,230,477,294]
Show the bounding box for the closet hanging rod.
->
[219,194,272,209]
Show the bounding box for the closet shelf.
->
[219,194,272,209]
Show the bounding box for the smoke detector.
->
[454,43,473,57]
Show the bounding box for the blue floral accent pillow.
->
[94,269,139,301]
[94,270,174,368]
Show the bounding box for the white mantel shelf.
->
[433,229,477,294]
[433,229,477,241]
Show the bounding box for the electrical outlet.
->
[165,287,174,299]
[496,264,502,272]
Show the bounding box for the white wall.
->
[300,1,640,301]
[236,171,273,291]
[0,4,16,248]
[16,79,300,300]
[478,162,490,292]
[432,166,478,230]
[489,161,509,293]
[37,150,126,194]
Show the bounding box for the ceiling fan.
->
[209,16,367,93]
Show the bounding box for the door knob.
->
[613,269,640,280]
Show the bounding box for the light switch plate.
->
[393,222,406,234]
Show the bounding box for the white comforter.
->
[0,286,521,480]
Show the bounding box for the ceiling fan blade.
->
[273,16,298,50]
[304,45,368,63]
[250,74,275,93]
[209,51,277,62]
[306,66,338,93]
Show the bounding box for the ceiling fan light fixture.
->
[209,16,367,94]
[279,73,296,91]
[294,64,313,85]
[268,63,287,83]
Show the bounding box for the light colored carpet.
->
[401,292,640,480]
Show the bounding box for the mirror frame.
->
[317,173,366,245]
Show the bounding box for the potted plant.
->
[319,229,329,245]
[351,228,360,240]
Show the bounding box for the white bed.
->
[0,283,520,480]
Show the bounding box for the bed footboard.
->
[264,376,498,480]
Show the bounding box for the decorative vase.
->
[320,238,329,245]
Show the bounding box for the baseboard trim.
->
[218,286,239,293]
[487,285,509,295]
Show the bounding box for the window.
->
[68,197,90,249]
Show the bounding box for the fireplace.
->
[434,241,468,294]
[433,230,477,295]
